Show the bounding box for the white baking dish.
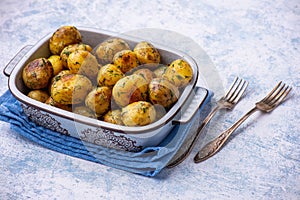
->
[4,27,209,152]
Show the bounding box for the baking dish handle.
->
[172,87,209,125]
[4,45,33,77]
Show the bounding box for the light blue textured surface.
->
[0,0,299,199]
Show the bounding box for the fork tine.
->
[232,80,248,103]
[226,77,245,101]
[261,81,282,102]
[267,83,286,104]
[225,77,243,102]
[224,77,239,99]
[264,82,286,104]
[269,85,292,107]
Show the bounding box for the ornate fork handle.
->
[167,77,248,168]
[194,107,258,163]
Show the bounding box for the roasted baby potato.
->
[51,74,93,105]
[113,50,139,73]
[95,38,131,65]
[48,70,73,93]
[133,68,155,83]
[133,41,160,64]
[112,74,148,107]
[103,109,123,125]
[85,86,112,116]
[49,26,82,55]
[97,64,124,87]
[60,43,92,68]
[48,55,64,76]
[56,69,72,77]
[163,59,193,88]
[121,101,156,126]
[45,96,72,112]
[67,50,99,79]
[73,106,96,118]
[27,90,50,103]
[149,78,179,108]
[22,58,53,89]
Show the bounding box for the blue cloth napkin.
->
[0,90,212,177]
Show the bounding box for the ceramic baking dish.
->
[4,27,209,152]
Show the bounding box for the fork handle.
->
[167,105,222,168]
[194,106,258,163]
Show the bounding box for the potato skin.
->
[85,86,112,116]
[113,50,139,73]
[103,109,123,125]
[133,68,155,83]
[60,43,92,68]
[95,38,131,65]
[97,64,124,87]
[51,74,93,105]
[49,26,82,55]
[121,101,156,126]
[45,96,72,112]
[27,90,50,103]
[112,74,148,107]
[48,55,64,76]
[163,59,193,88]
[22,58,53,89]
[48,70,73,94]
[67,50,99,79]
[56,69,72,77]
[149,78,179,108]
[133,41,160,64]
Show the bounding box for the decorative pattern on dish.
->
[80,128,142,152]
[21,104,70,135]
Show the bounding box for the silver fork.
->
[194,81,292,163]
[167,77,248,168]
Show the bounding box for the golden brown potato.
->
[48,55,64,76]
[85,86,112,116]
[97,64,124,87]
[45,96,72,112]
[163,59,193,87]
[49,26,82,55]
[121,101,156,126]
[73,106,96,118]
[95,38,131,65]
[149,78,179,108]
[133,41,160,64]
[113,50,139,73]
[22,58,53,89]
[60,43,92,68]
[48,70,73,93]
[133,68,155,83]
[27,90,50,103]
[112,74,148,107]
[51,74,93,105]
[56,69,72,77]
[103,109,123,125]
[67,50,99,79]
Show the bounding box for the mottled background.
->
[0,0,299,199]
